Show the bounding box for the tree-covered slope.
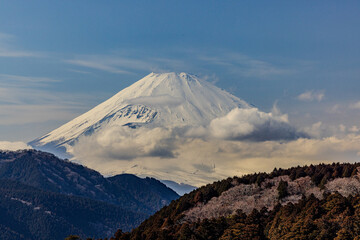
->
[108,174,179,212]
[0,150,179,239]
[0,179,145,240]
[0,150,178,214]
[105,162,360,240]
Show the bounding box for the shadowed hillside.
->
[0,150,179,240]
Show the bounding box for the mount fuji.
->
[30,72,250,156]
[28,72,304,187]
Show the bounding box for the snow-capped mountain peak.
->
[30,72,250,155]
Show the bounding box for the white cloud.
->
[349,101,360,109]
[208,107,304,141]
[297,90,325,102]
[69,107,311,186]
[63,99,360,187]
[70,127,360,187]
[349,126,360,133]
[71,126,178,161]
[0,141,32,151]
[301,121,360,139]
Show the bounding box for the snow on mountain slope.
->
[29,72,305,187]
[30,72,250,152]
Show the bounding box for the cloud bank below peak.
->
[71,107,305,162]
[67,106,312,186]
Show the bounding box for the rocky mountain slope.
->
[105,162,360,240]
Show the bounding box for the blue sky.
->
[0,0,360,141]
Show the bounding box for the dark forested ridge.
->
[101,162,360,240]
[108,174,179,212]
[0,179,145,240]
[0,150,179,240]
[0,150,178,214]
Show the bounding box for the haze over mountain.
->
[30,72,304,187]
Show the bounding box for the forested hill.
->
[0,150,178,215]
[0,150,179,239]
[104,162,360,240]
[0,179,145,240]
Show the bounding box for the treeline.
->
[105,193,360,240]
[90,162,360,240]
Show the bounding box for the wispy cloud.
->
[65,53,189,75]
[64,50,296,79]
[0,104,84,125]
[0,48,41,58]
[67,69,93,75]
[0,32,42,58]
[0,73,100,125]
[297,90,325,102]
[66,59,132,74]
[0,74,61,105]
[0,74,59,88]
[0,49,40,58]
[0,83,92,124]
[327,104,341,114]
[197,52,295,78]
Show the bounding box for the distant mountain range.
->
[109,162,360,240]
[160,180,197,196]
[0,150,179,240]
